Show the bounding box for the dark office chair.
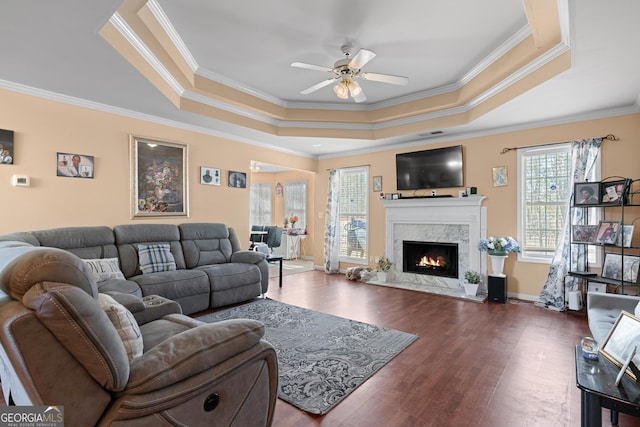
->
[249,225,268,249]
[266,226,283,254]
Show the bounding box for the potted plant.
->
[478,236,520,276]
[463,270,481,296]
[375,256,392,282]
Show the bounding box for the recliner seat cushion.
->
[197,263,261,292]
[129,269,210,301]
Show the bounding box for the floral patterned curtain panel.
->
[324,169,340,273]
[537,138,602,310]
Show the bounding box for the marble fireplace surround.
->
[379,197,487,301]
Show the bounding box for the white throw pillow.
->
[635,301,640,318]
[98,293,143,362]
[83,258,125,282]
[138,243,177,274]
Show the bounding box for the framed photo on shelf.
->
[595,221,621,245]
[130,135,188,218]
[574,182,600,206]
[617,225,635,248]
[572,224,599,244]
[600,179,631,205]
[602,253,640,283]
[599,311,640,381]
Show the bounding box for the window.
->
[284,180,307,229]
[338,167,368,262]
[518,144,599,263]
[249,182,272,226]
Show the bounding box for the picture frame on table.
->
[572,224,599,244]
[600,179,631,205]
[595,220,621,245]
[200,167,221,186]
[130,135,188,218]
[601,253,640,283]
[599,311,640,381]
[574,182,600,206]
[56,152,94,178]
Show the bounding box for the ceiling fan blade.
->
[300,78,338,95]
[361,72,409,86]
[291,62,333,73]
[352,87,367,103]
[349,49,376,70]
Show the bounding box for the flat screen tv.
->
[396,145,464,190]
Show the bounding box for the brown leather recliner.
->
[0,241,278,426]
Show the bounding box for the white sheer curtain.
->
[284,180,307,229]
[537,138,602,310]
[324,169,340,273]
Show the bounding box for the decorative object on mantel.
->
[375,256,392,282]
[463,270,481,296]
[478,236,520,277]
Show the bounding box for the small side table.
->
[266,254,283,288]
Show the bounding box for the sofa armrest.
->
[587,292,640,343]
[105,292,182,325]
[231,250,266,265]
[125,319,266,394]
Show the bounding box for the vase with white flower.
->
[478,236,520,277]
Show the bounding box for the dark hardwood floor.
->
[265,270,640,427]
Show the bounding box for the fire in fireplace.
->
[402,240,459,278]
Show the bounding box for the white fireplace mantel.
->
[381,196,487,287]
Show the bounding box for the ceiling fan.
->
[291,45,409,103]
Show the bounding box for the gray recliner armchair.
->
[0,242,278,426]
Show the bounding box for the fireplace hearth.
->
[403,240,458,279]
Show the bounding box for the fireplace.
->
[403,240,458,278]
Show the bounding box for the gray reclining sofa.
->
[0,223,269,315]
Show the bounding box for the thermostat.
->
[11,175,30,187]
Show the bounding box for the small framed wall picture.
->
[0,129,14,164]
[373,176,382,192]
[228,170,247,188]
[492,166,507,187]
[200,167,221,185]
[574,182,600,206]
[56,152,94,178]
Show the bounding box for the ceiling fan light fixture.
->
[333,81,349,99]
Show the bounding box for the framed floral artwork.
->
[492,166,507,187]
[130,135,189,218]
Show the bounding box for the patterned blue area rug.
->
[197,298,417,415]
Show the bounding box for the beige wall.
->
[2,87,639,299]
[0,89,316,247]
[314,113,640,299]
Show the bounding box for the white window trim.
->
[516,144,601,265]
